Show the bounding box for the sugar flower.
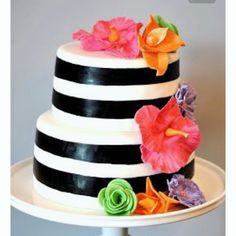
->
[135,97,200,173]
[134,177,179,215]
[175,82,197,119]
[167,174,206,207]
[138,15,185,76]
[98,179,137,216]
[73,17,142,58]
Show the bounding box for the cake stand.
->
[11,157,225,236]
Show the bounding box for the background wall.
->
[11,0,225,235]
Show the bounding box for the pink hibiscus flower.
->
[134,97,200,174]
[73,17,142,58]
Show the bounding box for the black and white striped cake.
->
[33,42,195,210]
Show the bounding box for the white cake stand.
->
[11,157,225,236]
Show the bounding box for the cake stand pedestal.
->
[101,228,129,236]
[11,157,225,236]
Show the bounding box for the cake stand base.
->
[11,157,225,236]
[100,227,130,236]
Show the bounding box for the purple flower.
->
[175,82,197,119]
[167,174,206,208]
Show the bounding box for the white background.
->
[10,0,225,235]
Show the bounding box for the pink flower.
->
[134,97,200,174]
[73,17,142,58]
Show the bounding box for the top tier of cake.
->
[52,42,181,131]
[56,41,179,68]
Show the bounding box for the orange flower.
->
[138,16,185,76]
[133,177,179,215]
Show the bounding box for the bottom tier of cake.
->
[33,157,194,210]
[33,111,195,210]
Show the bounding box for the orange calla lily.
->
[133,177,179,215]
[138,16,185,76]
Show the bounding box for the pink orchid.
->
[134,97,200,174]
[73,17,142,58]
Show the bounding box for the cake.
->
[33,15,202,213]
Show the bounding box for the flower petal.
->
[72,29,89,40]
[110,17,137,31]
[107,44,139,59]
[133,205,149,215]
[73,29,111,51]
[146,28,168,46]
[140,145,176,172]
[138,34,163,53]
[92,20,111,39]
[156,97,182,129]
[139,198,157,210]
[135,105,160,127]
[80,35,111,51]
[141,130,197,173]
[140,50,169,76]
[135,106,163,151]
[158,191,179,204]
[156,30,185,53]
[146,177,159,197]
[141,50,159,69]
[136,98,181,149]
[153,199,166,213]
[142,15,160,40]
[156,52,169,76]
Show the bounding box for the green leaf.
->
[170,23,179,35]
[153,15,179,35]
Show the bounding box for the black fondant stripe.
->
[52,89,172,119]
[33,158,195,197]
[55,57,180,85]
[35,130,142,165]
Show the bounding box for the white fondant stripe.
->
[34,145,196,178]
[52,105,139,131]
[37,110,141,145]
[53,77,180,101]
[57,41,179,69]
[33,176,103,211]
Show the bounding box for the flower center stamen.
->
[165,128,189,138]
[108,26,119,42]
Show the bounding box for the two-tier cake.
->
[32,15,203,214]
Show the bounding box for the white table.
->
[11,157,225,236]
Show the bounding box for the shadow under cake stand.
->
[11,157,225,236]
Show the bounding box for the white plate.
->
[11,157,225,227]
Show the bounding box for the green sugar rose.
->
[98,179,137,216]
